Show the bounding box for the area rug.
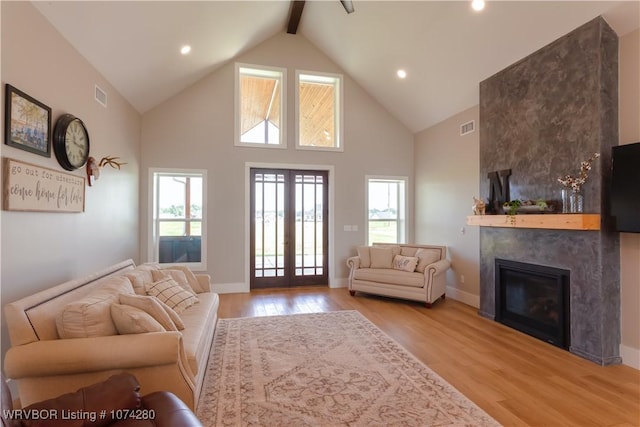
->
[197,310,501,426]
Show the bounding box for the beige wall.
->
[414,106,480,307]
[0,2,141,356]
[618,28,640,368]
[140,32,414,290]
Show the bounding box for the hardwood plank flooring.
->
[216,287,640,427]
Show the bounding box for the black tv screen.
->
[611,142,640,233]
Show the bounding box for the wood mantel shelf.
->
[466,214,601,230]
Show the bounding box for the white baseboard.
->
[211,280,347,293]
[330,278,348,288]
[211,282,248,294]
[446,286,479,308]
[620,344,640,370]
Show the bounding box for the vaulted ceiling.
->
[33,1,639,133]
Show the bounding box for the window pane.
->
[368,181,398,220]
[159,221,185,236]
[189,177,203,219]
[369,221,398,244]
[239,67,283,145]
[158,176,186,219]
[190,220,202,236]
[298,73,340,149]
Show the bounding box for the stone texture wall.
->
[478,17,620,365]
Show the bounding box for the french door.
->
[250,168,328,289]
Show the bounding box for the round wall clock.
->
[53,114,90,171]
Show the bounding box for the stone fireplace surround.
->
[478,17,621,365]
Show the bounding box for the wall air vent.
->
[95,85,107,107]
[460,120,475,136]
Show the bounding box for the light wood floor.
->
[217,287,640,427]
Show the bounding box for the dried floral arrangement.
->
[557,152,600,192]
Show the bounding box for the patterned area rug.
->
[197,310,501,426]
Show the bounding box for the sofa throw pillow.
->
[400,246,418,257]
[356,246,371,268]
[56,276,135,339]
[415,248,441,273]
[392,255,419,272]
[124,269,154,296]
[145,277,199,314]
[156,298,185,330]
[151,269,196,295]
[111,304,165,335]
[161,265,206,294]
[370,247,394,269]
[119,293,181,331]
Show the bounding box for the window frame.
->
[365,176,408,245]
[148,168,207,271]
[235,63,287,149]
[295,70,344,152]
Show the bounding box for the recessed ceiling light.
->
[397,69,407,79]
[471,0,485,12]
[180,45,191,55]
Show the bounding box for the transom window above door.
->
[235,64,287,148]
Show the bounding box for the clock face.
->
[65,119,89,168]
[53,114,90,171]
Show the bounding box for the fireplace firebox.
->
[495,259,570,349]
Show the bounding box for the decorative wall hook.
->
[86,155,128,186]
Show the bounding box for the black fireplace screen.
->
[495,259,570,349]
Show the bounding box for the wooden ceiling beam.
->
[341,0,354,14]
[287,0,306,35]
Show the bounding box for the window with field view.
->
[236,64,286,147]
[367,177,407,245]
[150,169,206,269]
[296,71,342,151]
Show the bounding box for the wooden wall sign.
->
[3,157,85,212]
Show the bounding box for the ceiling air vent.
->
[460,120,475,136]
[94,85,107,107]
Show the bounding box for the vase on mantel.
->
[570,190,584,213]
[561,188,570,213]
[561,188,584,213]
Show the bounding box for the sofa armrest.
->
[18,373,142,426]
[346,256,360,270]
[4,332,184,378]
[424,259,451,277]
[141,391,203,427]
[195,274,212,293]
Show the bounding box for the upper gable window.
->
[235,64,286,148]
[296,71,343,152]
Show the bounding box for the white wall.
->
[618,28,640,369]
[140,32,414,290]
[0,2,141,358]
[414,106,480,307]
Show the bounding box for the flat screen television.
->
[611,142,640,233]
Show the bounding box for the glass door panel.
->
[251,169,328,288]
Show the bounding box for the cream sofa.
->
[347,244,451,307]
[3,259,219,410]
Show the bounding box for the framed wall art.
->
[4,84,52,157]
[3,157,85,213]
